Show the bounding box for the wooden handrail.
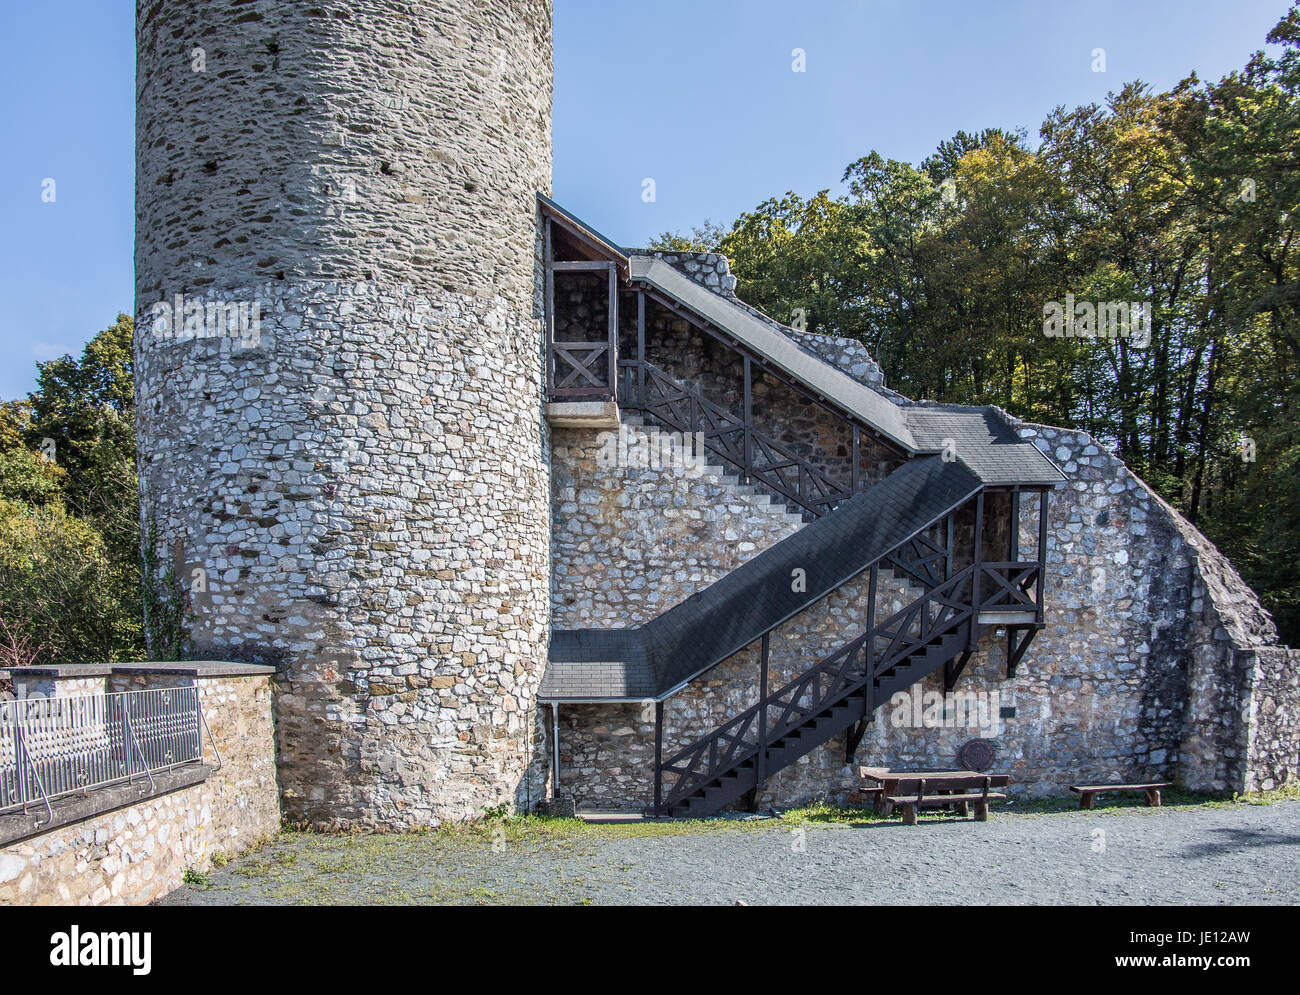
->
[618,358,852,518]
[660,563,979,808]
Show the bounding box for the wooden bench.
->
[884,774,1008,826]
[1070,782,1170,809]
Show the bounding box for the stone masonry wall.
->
[1013,420,1284,794]
[134,0,555,827]
[136,282,553,827]
[0,672,278,906]
[550,418,925,809]
[547,320,1298,807]
[558,565,926,812]
[1241,646,1300,792]
[550,421,805,629]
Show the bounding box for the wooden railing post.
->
[757,632,769,798]
[653,700,663,818]
[543,218,554,399]
[970,492,984,650]
[1009,490,1021,561]
[1036,489,1048,621]
[606,264,618,399]
[743,355,753,483]
[851,425,860,493]
[945,514,955,581]
[867,562,878,630]
[636,290,646,407]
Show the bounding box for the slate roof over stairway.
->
[905,406,1066,487]
[630,256,919,453]
[626,255,1064,487]
[541,456,983,701]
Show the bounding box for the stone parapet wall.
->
[0,665,278,906]
[641,250,892,393]
[780,329,890,392]
[637,250,738,297]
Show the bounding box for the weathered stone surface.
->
[134,0,555,827]
[545,327,1299,809]
[0,675,278,906]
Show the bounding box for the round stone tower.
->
[134,1,553,827]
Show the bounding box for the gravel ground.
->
[162,800,1300,906]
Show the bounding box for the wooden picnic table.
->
[859,767,1011,823]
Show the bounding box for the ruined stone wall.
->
[1241,646,1300,792]
[548,323,1298,809]
[639,250,739,298]
[0,671,278,906]
[134,0,554,827]
[641,250,891,392]
[1014,421,1285,794]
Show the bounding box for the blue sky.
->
[0,0,1291,401]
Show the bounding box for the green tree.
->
[0,313,145,665]
[684,4,1300,642]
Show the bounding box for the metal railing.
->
[0,687,207,823]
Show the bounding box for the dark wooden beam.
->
[945,514,955,581]
[1036,490,1049,622]
[1007,626,1040,678]
[944,648,973,692]
[607,264,618,395]
[743,355,753,483]
[970,490,985,650]
[845,717,869,764]
[852,425,860,492]
[636,290,646,405]
[1009,491,1021,561]
[544,218,555,397]
[756,632,769,799]
[551,259,618,272]
[653,700,664,818]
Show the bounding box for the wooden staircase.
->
[606,341,1044,819]
[657,559,1024,818]
[666,625,971,817]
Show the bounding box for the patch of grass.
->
[211,852,230,868]
[779,802,892,826]
[1226,784,1300,806]
[182,869,211,888]
[184,786,1300,905]
[276,811,774,852]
